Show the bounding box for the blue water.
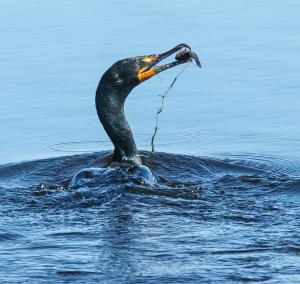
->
[1,1,300,283]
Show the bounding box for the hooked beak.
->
[137,43,199,82]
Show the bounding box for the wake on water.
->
[1,151,300,283]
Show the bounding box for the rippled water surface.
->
[1,1,300,283]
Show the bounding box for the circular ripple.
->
[46,140,112,153]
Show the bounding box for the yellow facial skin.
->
[137,56,159,82]
[137,68,158,82]
[142,56,157,63]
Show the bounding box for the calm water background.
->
[1,1,300,283]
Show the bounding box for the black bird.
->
[96,44,197,165]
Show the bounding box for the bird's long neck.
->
[96,82,141,165]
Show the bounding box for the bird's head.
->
[102,43,198,94]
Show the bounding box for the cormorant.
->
[96,43,197,165]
